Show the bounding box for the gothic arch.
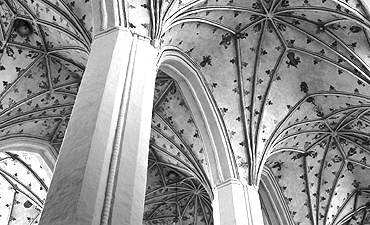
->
[260,167,293,225]
[0,137,56,171]
[0,137,54,224]
[157,46,239,186]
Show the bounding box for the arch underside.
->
[144,71,214,225]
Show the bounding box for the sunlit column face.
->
[0,151,51,224]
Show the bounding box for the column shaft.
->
[39,28,157,225]
[213,179,264,225]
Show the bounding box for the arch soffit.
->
[260,167,293,225]
[158,46,239,186]
[0,137,57,172]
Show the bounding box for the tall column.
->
[39,28,157,225]
[213,179,264,225]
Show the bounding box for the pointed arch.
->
[260,167,293,225]
[157,46,238,186]
[0,137,56,171]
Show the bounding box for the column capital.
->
[92,0,127,37]
[93,27,158,50]
[213,178,263,225]
[215,178,243,189]
[215,178,259,191]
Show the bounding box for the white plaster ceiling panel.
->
[52,50,87,69]
[146,152,166,192]
[19,0,81,37]
[48,57,81,89]
[51,118,67,143]
[0,117,61,137]
[150,127,197,172]
[153,74,173,103]
[155,82,210,176]
[0,2,15,37]
[0,89,76,148]
[163,0,200,31]
[266,151,312,225]
[146,74,213,224]
[40,24,85,50]
[55,82,79,94]
[239,20,284,163]
[126,0,151,37]
[0,59,48,109]
[0,94,74,122]
[60,0,93,36]
[0,151,51,224]
[180,6,263,33]
[0,47,41,94]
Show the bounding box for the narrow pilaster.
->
[39,28,157,225]
[213,179,264,225]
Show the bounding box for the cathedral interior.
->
[0,0,370,224]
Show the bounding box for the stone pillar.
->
[39,28,157,225]
[213,179,264,225]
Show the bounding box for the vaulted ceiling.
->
[0,0,370,225]
[155,0,370,183]
[0,0,89,224]
[136,0,369,224]
[0,0,89,153]
[0,0,213,220]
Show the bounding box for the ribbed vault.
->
[0,0,90,224]
[266,99,370,224]
[144,151,213,224]
[155,0,370,186]
[1,0,370,224]
[0,0,90,153]
[129,0,370,224]
[145,71,213,225]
